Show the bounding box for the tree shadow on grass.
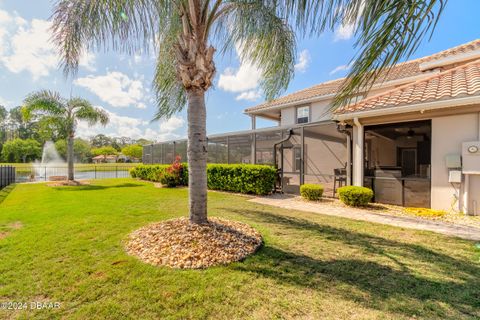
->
[227,208,480,319]
[53,183,144,191]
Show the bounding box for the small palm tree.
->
[23,90,109,181]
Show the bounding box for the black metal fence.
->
[12,165,133,183]
[0,165,16,188]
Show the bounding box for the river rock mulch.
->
[47,180,90,187]
[125,217,263,269]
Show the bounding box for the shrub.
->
[300,184,324,201]
[159,156,184,187]
[130,163,276,195]
[337,186,373,207]
[404,207,447,217]
[207,164,276,195]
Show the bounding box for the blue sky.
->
[0,1,479,142]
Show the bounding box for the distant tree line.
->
[0,105,151,163]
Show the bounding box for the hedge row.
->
[130,164,276,195]
[130,164,188,185]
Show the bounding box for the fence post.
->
[116,166,118,178]
[44,166,47,181]
[95,166,97,179]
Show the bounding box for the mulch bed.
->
[125,217,263,269]
[47,180,90,187]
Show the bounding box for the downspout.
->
[337,122,352,185]
[353,117,364,187]
[273,129,294,193]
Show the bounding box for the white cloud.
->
[235,90,261,102]
[76,107,186,142]
[143,116,186,142]
[74,72,146,109]
[218,63,262,93]
[329,61,354,75]
[79,52,96,72]
[294,49,311,73]
[334,23,355,41]
[0,19,57,79]
[0,10,96,78]
[333,1,364,41]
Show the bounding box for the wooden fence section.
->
[0,165,15,189]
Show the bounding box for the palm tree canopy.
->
[52,0,296,119]
[52,0,447,113]
[23,90,109,136]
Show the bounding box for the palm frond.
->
[330,0,447,107]
[74,102,110,126]
[23,90,67,121]
[51,0,171,75]
[216,0,296,100]
[152,12,187,120]
[280,0,447,107]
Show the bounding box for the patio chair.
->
[333,168,347,196]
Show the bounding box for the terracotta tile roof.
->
[245,39,480,114]
[244,60,423,113]
[334,59,480,115]
[421,39,480,62]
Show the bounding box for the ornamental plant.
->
[337,186,374,207]
[300,184,324,201]
[160,156,184,187]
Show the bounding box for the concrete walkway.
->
[249,195,480,241]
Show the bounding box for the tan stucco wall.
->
[431,113,480,212]
[278,84,399,127]
[280,107,295,126]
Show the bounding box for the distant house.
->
[144,39,480,215]
[92,155,117,164]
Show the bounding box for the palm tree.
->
[23,90,109,181]
[51,0,296,224]
[51,0,446,224]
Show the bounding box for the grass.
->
[0,179,479,319]
[0,163,137,174]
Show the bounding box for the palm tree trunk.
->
[187,89,208,224]
[67,133,74,181]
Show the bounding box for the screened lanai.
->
[142,121,349,196]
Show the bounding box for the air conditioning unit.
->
[462,141,480,174]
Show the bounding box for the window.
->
[296,106,310,124]
[293,147,302,172]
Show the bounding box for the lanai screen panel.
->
[228,134,252,164]
[175,140,187,161]
[303,123,347,197]
[207,137,228,163]
[255,130,282,165]
[151,143,164,164]
[164,142,174,164]
[281,128,302,193]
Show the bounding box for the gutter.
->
[333,95,480,121]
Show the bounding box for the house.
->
[92,154,118,163]
[144,39,480,215]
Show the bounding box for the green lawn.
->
[0,163,137,174]
[0,179,479,319]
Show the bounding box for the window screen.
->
[296,106,310,124]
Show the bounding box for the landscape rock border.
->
[125,217,263,269]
